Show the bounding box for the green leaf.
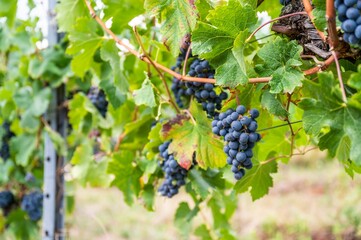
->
[189,169,225,200]
[299,72,361,165]
[256,38,304,93]
[133,74,157,107]
[312,0,327,31]
[174,202,199,237]
[71,141,113,187]
[161,101,226,169]
[0,0,18,27]
[142,184,155,211]
[56,0,87,32]
[11,134,36,166]
[234,159,278,201]
[192,2,257,87]
[145,0,198,56]
[44,125,67,157]
[66,18,103,77]
[144,122,163,159]
[195,224,212,240]
[107,151,142,205]
[348,65,361,90]
[103,0,144,34]
[261,90,288,118]
[100,39,128,108]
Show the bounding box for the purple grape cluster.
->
[157,141,188,198]
[21,191,43,221]
[171,58,228,117]
[0,122,15,161]
[335,0,361,46]
[0,190,14,209]
[212,106,261,180]
[87,87,108,118]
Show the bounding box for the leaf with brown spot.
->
[161,101,226,169]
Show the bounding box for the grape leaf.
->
[189,169,225,200]
[133,74,157,107]
[0,0,18,27]
[234,158,278,201]
[312,0,327,31]
[144,122,163,159]
[144,0,198,56]
[66,18,103,77]
[56,0,87,32]
[192,1,257,87]
[107,151,143,205]
[161,101,226,169]
[299,72,361,165]
[71,142,113,187]
[103,0,144,34]
[261,90,289,118]
[11,134,36,166]
[348,65,361,90]
[174,202,199,237]
[255,37,304,93]
[100,39,127,108]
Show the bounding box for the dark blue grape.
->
[338,4,348,16]
[342,20,357,34]
[236,152,247,162]
[344,0,358,7]
[248,121,258,132]
[231,121,243,131]
[349,34,359,44]
[234,169,245,180]
[355,25,361,38]
[346,8,360,19]
[250,109,260,119]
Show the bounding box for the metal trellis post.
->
[43,0,67,239]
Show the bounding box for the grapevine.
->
[0,0,361,239]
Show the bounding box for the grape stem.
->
[183,109,196,125]
[257,120,302,132]
[133,26,180,113]
[261,146,318,165]
[326,0,340,49]
[246,12,309,42]
[325,0,347,102]
[182,45,192,77]
[331,51,347,102]
[301,55,325,66]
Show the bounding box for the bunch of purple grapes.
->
[87,87,108,118]
[21,191,43,221]
[0,190,14,209]
[212,106,261,180]
[157,141,188,198]
[171,57,228,117]
[335,0,361,46]
[0,122,15,161]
